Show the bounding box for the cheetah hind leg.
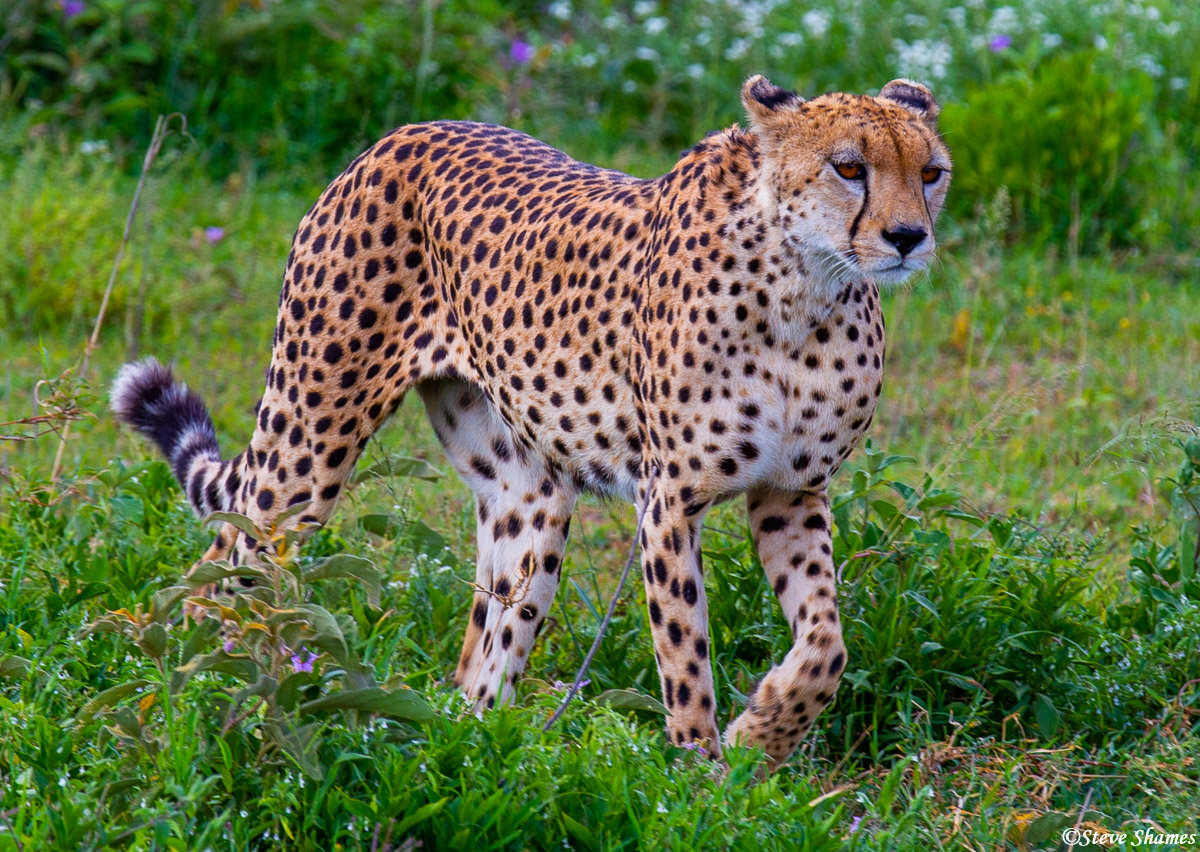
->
[418,379,578,711]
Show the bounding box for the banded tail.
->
[110,358,241,517]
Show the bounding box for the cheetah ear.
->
[741,75,804,126]
[879,79,940,126]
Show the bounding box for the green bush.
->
[942,53,1166,254]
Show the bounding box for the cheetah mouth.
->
[862,257,929,285]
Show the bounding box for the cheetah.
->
[112,76,951,765]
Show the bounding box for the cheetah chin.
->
[112,74,950,767]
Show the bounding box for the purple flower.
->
[849,815,863,834]
[291,648,317,673]
[60,0,85,19]
[204,226,225,244]
[681,741,708,756]
[988,34,1013,52]
[223,638,236,653]
[510,40,535,65]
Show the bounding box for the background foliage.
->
[4,0,1199,251]
[1,0,1199,849]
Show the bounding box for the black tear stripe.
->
[848,172,870,240]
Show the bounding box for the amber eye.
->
[921,166,943,184]
[834,162,865,181]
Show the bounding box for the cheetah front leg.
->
[639,480,721,753]
[724,488,846,764]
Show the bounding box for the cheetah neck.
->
[719,133,858,339]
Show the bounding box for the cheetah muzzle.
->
[112,75,951,766]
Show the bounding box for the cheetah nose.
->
[881,225,927,257]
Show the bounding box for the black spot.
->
[760,515,788,533]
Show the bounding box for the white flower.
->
[1041,32,1063,48]
[725,37,751,60]
[802,9,831,38]
[1094,34,1109,49]
[1169,76,1188,90]
[577,53,597,68]
[644,16,667,35]
[696,30,711,46]
[989,6,1018,33]
[686,63,705,79]
[548,1,571,20]
[1136,54,1164,76]
[635,46,659,61]
[904,13,927,26]
[622,79,637,93]
[602,13,623,29]
[633,0,656,18]
[80,139,108,155]
[894,38,953,80]
[778,31,804,47]
[946,6,966,27]
[1160,21,1181,36]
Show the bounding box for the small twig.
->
[700,523,743,539]
[1066,786,1095,851]
[543,464,659,731]
[222,695,266,735]
[50,113,185,480]
[0,408,85,442]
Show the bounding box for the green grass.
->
[2,143,1199,849]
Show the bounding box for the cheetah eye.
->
[833,162,865,181]
[921,166,943,185]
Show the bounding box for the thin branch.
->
[1066,786,1094,852]
[544,465,659,731]
[50,113,185,480]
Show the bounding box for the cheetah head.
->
[742,75,952,290]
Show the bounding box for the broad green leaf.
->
[394,799,449,836]
[179,618,221,666]
[184,562,268,588]
[276,671,317,711]
[561,812,598,848]
[185,597,242,624]
[595,688,670,716]
[408,519,450,559]
[1025,811,1073,846]
[359,513,400,538]
[0,655,32,679]
[203,511,265,541]
[170,651,258,692]
[304,555,383,607]
[273,499,314,526]
[150,585,191,622]
[1034,693,1060,739]
[351,455,440,485]
[77,679,152,725]
[137,622,168,660]
[294,603,349,664]
[300,686,435,722]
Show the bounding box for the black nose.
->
[882,225,927,257]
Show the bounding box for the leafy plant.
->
[78,505,434,783]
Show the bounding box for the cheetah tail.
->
[110,357,229,517]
